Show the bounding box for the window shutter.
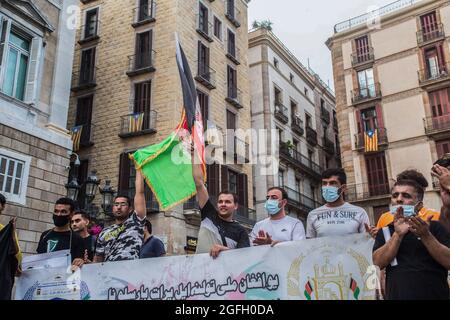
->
[221,165,228,191]
[355,109,362,133]
[24,37,43,104]
[118,153,130,193]
[375,104,384,129]
[237,173,248,208]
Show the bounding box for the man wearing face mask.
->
[306,168,370,239]
[250,187,305,246]
[376,169,440,231]
[373,179,450,300]
[36,198,86,267]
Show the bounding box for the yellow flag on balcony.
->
[129,113,144,133]
[71,125,83,152]
[364,129,378,153]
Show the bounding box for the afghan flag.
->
[130,35,205,210]
[349,277,360,300]
[304,281,313,300]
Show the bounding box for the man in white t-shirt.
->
[250,187,305,246]
[306,168,371,239]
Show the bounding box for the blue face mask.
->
[322,186,341,203]
[265,199,282,215]
[389,204,417,217]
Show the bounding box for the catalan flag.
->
[350,277,360,300]
[129,112,144,133]
[71,125,83,152]
[364,129,378,153]
[304,280,313,300]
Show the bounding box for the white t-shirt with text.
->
[306,202,369,238]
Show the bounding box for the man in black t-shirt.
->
[191,149,250,258]
[373,179,450,300]
[71,210,96,261]
[36,198,86,269]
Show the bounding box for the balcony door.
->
[365,152,389,197]
[357,68,374,98]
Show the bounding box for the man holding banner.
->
[373,178,450,300]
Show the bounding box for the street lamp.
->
[100,179,115,217]
[85,170,100,220]
[66,152,81,201]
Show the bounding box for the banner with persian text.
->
[15,233,377,300]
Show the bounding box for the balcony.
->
[292,116,304,136]
[274,103,289,124]
[417,24,445,47]
[71,66,97,92]
[418,62,450,88]
[195,63,216,90]
[284,186,322,215]
[321,105,330,124]
[70,123,94,150]
[78,20,101,44]
[323,136,335,154]
[355,127,388,152]
[225,3,241,28]
[424,115,450,139]
[132,1,156,28]
[306,126,318,146]
[196,14,213,42]
[226,41,240,65]
[351,83,382,105]
[346,182,391,202]
[118,110,157,138]
[225,86,243,109]
[351,47,374,68]
[126,51,156,77]
[223,133,250,163]
[279,143,322,180]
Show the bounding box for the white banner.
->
[15,234,377,300]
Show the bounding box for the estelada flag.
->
[130,36,206,210]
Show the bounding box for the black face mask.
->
[53,214,70,227]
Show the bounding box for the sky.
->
[247,0,400,90]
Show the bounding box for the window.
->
[304,87,309,98]
[197,41,210,78]
[198,2,209,35]
[197,90,209,130]
[220,166,248,209]
[420,11,438,40]
[274,87,282,105]
[226,0,235,18]
[226,109,236,130]
[83,8,99,39]
[228,170,238,194]
[290,73,295,83]
[213,16,222,40]
[2,29,30,100]
[357,68,375,98]
[355,35,370,63]
[424,45,445,79]
[291,101,298,116]
[278,170,284,187]
[295,179,301,194]
[134,80,152,130]
[277,127,283,145]
[75,95,93,146]
[138,0,153,22]
[227,65,237,99]
[365,152,389,197]
[429,88,450,118]
[135,30,152,69]
[305,113,312,128]
[293,139,299,152]
[0,149,30,205]
[79,47,96,84]
[227,29,236,57]
[274,57,279,69]
[436,140,450,158]
[360,107,378,132]
[325,156,330,169]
